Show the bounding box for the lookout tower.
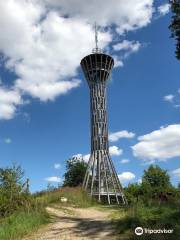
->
[80,24,127,205]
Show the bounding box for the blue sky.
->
[0,0,180,192]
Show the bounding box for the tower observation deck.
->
[80,25,127,205]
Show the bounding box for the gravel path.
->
[24,206,117,240]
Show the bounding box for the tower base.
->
[91,193,127,205]
[83,151,128,205]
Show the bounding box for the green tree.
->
[142,165,171,190]
[125,183,142,204]
[0,165,30,216]
[169,0,180,60]
[63,156,87,187]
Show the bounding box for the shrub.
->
[0,165,31,217]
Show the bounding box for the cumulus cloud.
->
[54,163,61,169]
[171,168,180,178]
[44,0,153,33]
[0,0,156,119]
[163,94,174,103]
[44,176,62,183]
[0,0,111,113]
[0,87,22,120]
[120,159,130,164]
[163,90,180,108]
[118,172,136,183]
[74,145,123,162]
[109,130,135,142]
[158,3,170,16]
[109,146,123,156]
[113,40,141,58]
[132,124,180,162]
[16,79,81,102]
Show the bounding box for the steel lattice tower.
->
[80,24,127,205]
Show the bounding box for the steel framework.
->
[80,52,127,205]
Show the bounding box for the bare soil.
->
[24,206,118,240]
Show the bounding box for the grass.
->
[35,187,98,208]
[1,187,180,240]
[0,187,97,240]
[111,202,180,240]
[0,210,49,240]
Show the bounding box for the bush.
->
[0,165,31,217]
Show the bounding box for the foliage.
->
[112,202,180,240]
[124,183,142,204]
[0,165,31,217]
[125,165,176,205]
[169,0,180,60]
[117,165,180,239]
[0,209,49,240]
[142,164,171,189]
[1,163,180,239]
[0,165,50,240]
[63,157,87,187]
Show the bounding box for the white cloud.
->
[109,130,135,142]
[16,79,81,102]
[112,55,124,68]
[120,159,130,164]
[0,87,22,120]
[72,153,90,163]
[72,154,84,162]
[45,176,62,183]
[0,0,111,111]
[44,0,153,34]
[74,146,123,162]
[109,146,123,156]
[118,172,136,183]
[158,3,170,16]
[113,40,141,58]
[54,163,61,169]
[163,94,174,103]
[0,0,155,119]
[132,124,180,162]
[83,154,90,163]
[163,90,180,108]
[171,168,180,178]
[4,138,12,144]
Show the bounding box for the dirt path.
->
[24,206,118,240]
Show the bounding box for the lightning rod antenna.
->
[93,22,101,53]
[95,22,98,50]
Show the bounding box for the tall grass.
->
[112,202,180,240]
[0,187,96,240]
[0,209,49,240]
[35,187,97,208]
